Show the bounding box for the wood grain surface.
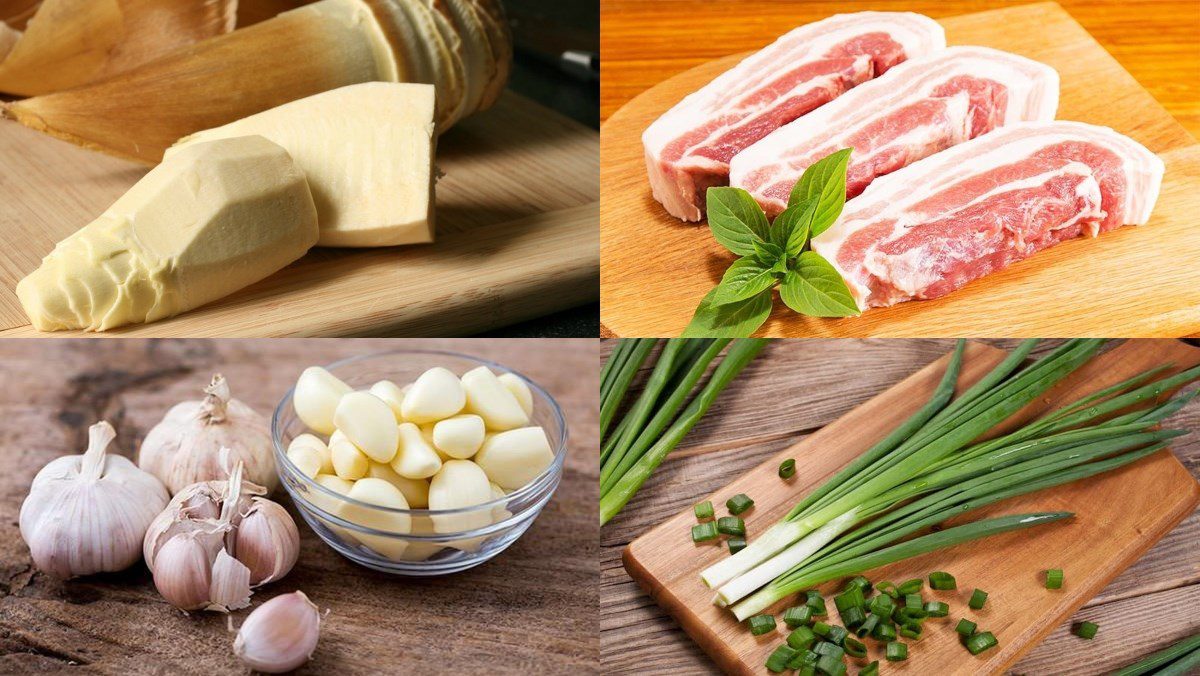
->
[0,338,598,674]
[0,92,599,337]
[599,2,1200,338]
[600,339,1200,675]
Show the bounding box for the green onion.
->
[748,614,776,636]
[956,619,977,636]
[871,621,896,642]
[717,516,745,537]
[812,621,832,638]
[966,631,998,655]
[904,593,922,610]
[780,459,797,480]
[827,626,849,646]
[897,578,923,595]
[876,581,898,598]
[835,586,865,612]
[814,641,844,658]
[844,637,867,658]
[784,606,814,628]
[727,493,755,515]
[788,648,814,670]
[924,601,949,617]
[899,623,922,640]
[766,645,798,673]
[968,589,988,610]
[816,653,846,676]
[840,606,866,629]
[855,615,879,638]
[728,537,747,555]
[1114,633,1200,676]
[846,575,873,595]
[885,641,908,661]
[691,522,719,542]
[860,661,879,676]
[868,594,894,617]
[694,501,714,520]
[1045,568,1064,589]
[1074,621,1098,639]
[787,626,817,650]
[929,571,956,590]
[806,592,828,616]
[600,339,655,443]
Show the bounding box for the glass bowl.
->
[271,350,568,576]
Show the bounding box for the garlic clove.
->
[366,462,429,508]
[474,426,555,491]
[431,414,486,459]
[497,372,534,417]
[310,474,357,543]
[333,391,400,463]
[336,478,410,560]
[234,500,300,586]
[329,436,369,480]
[428,460,493,533]
[288,434,333,474]
[390,422,441,479]
[151,533,215,611]
[286,444,323,478]
[208,549,252,612]
[400,367,466,423]
[293,366,351,435]
[368,380,407,421]
[234,591,321,674]
[461,366,529,431]
[491,482,512,522]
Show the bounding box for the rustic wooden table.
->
[600,0,1200,136]
[600,339,1200,674]
[0,338,598,674]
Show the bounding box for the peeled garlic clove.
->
[336,478,410,560]
[234,591,321,674]
[491,482,512,522]
[311,474,357,542]
[368,380,407,420]
[235,500,300,585]
[401,367,466,423]
[286,444,323,478]
[288,434,333,474]
[293,366,351,434]
[151,534,215,611]
[329,436,369,480]
[390,422,441,479]
[208,549,252,612]
[462,366,529,430]
[432,414,486,459]
[497,373,534,417]
[366,462,430,508]
[333,391,400,463]
[428,460,493,533]
[474,426,555,491]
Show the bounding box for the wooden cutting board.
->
[623,340,1200,675]
[600,2,1200,337]
[0,92,599,336]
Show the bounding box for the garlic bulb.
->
[19,421,169,579]
[139,374,277,494]
[234,591,321,674]
[143,462,299,612]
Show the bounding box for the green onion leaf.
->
[855,615,879,639]
[929,571,957,590]
[871,622,896,642]
[694,501,714,520]
[727,493,755,515]
[924,601,949,617]
[691,522,719,542]
[860,660,880,676]
[728,537,747,555]
[784,606,815,628]
[780,459,797,480]
[885,641,908,661]
[844,637,868,658]
[717,516,746,537]
[1074,621,1098,639]
[787,626,818,650]
[968,589,988,610]
[966,631,998,655]
[956,619,977,636]
[748,614,777,636]
[1046,568,1064,589]
[897,578,924,595]
[766,645,798,673]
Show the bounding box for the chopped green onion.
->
[788,648,814,670]
[855,615,879,638]
[966,631,998,655]
[691,522,719,542]
[835,586,865,612]
[876,581,899,598]
[846,576,873,595]
[780,459,797,480]
[968,589,988,610]
[1074,621,1098,639]
[812,621,832,638]
[827,626,849,646]
[717,516,745,537]
[871,621,896,642]
[766,645,798,673]
[788,626,817,650]
[816,652,846,676]
[904,593,922,610]
[956,619,977,636]
[868,594,894,617]
[897,578,923,595]
[727,493,754,515]
[806,592,828,616]
[885,641,908,661]
[840,606,866,629]
[899,623,922,640]
[784,606,815,628]
[929,571,957,590]
[694,501,714,520]
[728,537,747,555]
[860,661,879,676]
[924,601,949,617]
[748,614,776,636]
[1046,568,1064,589]
[895,606,926,622]
[844,637,867,658]
[814,641,844,660]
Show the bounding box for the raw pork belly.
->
[810,121,1164,310]
[642,12,945,221]
[730,47,1059,217]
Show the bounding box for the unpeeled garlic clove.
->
[234,500,300,586]
[208,549,252,612]
[234,591,321,674]
[151,534,216,611]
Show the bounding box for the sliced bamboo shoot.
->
[16,135,319,332]
[170,83,436,247]
[0,0,236,96]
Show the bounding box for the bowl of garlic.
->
[271,350,567,576]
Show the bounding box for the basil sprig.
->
[682,149,859,337]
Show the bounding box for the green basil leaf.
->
[709,258,780,306]
[752,239,785,265]
[707,187,771,256]
[681,286,774,337]
[779,251,860,317]
[774,199,816,258]
[787,148,851,238]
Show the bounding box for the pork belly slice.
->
[810,121,1165,310]
[730,46,1059,217]
[642,12,945,222]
